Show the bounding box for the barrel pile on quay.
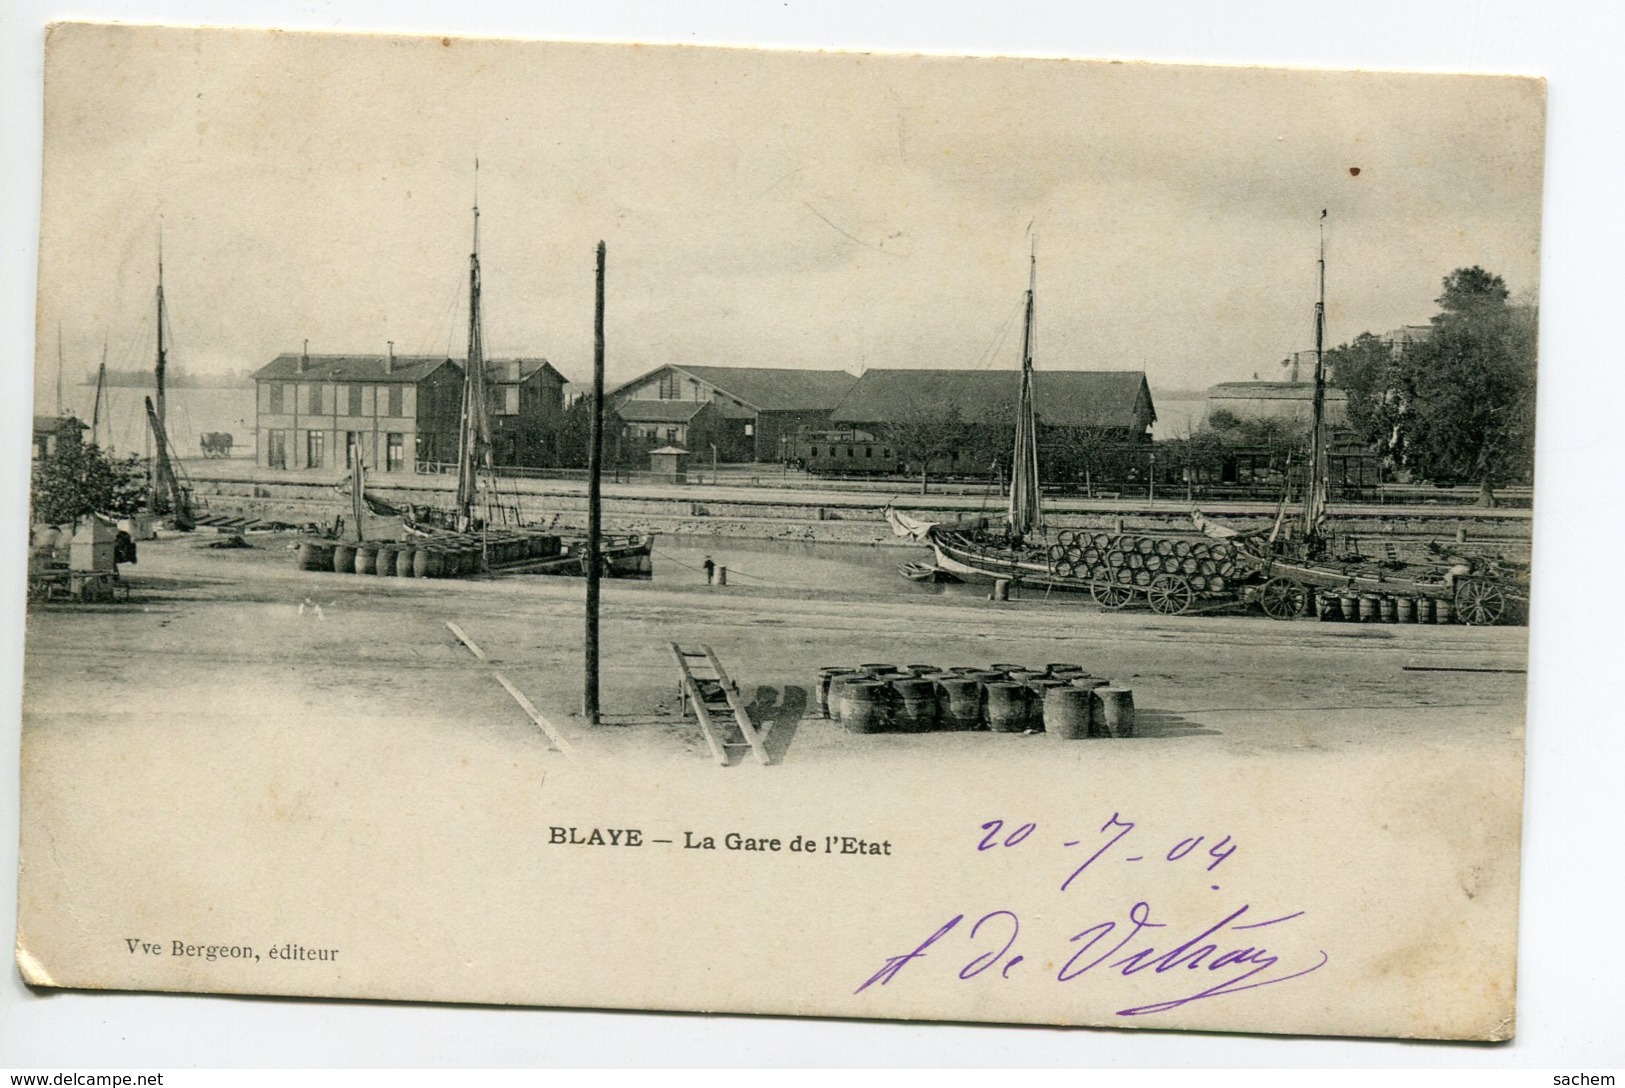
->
[815,663,1135,740]
[293,530,563,579]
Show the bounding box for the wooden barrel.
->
[827,673,863,724]
[1044,686,1092,740]
[331,542,356,574]
[905,664,936,676]
[1379,596,1398,623]
[1173,540,1193,558]
[938,678,984,730]
[891,678,940,732]
[990,663,1025,673]
[1435,598,1455,624]
[1007,669,1044,684]
[1071,676,1109,692]
[859,663,893,676]
[816,668,856,718]
[1416,596,1435,623]
[841,680,891,734]
[353,543,377,575]
[1316,592,1341,621]
[1092,687,1136,738]
[1396,596,1416,623]
[414,547,444,579]
[395,545,417,577]
[374,545,398,577]
[984,682,1030,734]
[296,539,327,571]
[1045,663,1084,677]
[1358,594,1381,622]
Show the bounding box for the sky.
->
[33,25,1545,406]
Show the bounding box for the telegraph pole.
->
[584,242,606,724]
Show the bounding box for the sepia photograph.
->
[8,13,1588,1061]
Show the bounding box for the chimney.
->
[385,341,395,375]
[298,339,309,374]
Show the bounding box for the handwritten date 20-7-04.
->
[852,814,1327,1017]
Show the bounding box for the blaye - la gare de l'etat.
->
[548,826,893,855]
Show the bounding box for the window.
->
[658,373,681,400]
[386,433,403,472]
[306,430,325,469]
[744,422,754,436]
[268,383,284,413]
[491,386,519,416]
[666,427,679,443]
[345,431,362,467]
[387,384,404,417]
[308,384,324,414]
[267,429,287,469]
[846,446,854,458]
[810,446,819,458]
[865,446,873,458]
[347,384,363,416]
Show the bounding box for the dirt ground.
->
[23,531,1528,774]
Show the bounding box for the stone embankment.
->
[187,465,1532,559]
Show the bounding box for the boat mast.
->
[1300,209,1330,544]
[1007,236,1044,543]
[151,225,169,503]
[455,162,493,526]
[91,338,107,447]
[54,324,64,416]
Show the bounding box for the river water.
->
[58,385,258,460]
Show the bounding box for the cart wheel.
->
[1091,580,1135,609]
[1147,574,1194,616]
[1259,577,1308,620]
[1455,578,1507,626]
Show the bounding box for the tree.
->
[31,441,147,525]
[886,401,969,494]
[1326,331,1402,462]
[1340,266,1536,506]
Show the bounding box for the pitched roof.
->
[613,400,713,423]
[487,357,568,386]
[34,414,85,434]
[610,365,858,412]
[830,369,1155,430]
[253,354,457,384]
[1207,382,1350,401]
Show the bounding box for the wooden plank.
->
[704,647,771,766]
[446,621,487,660]
[446,621,577,761]
[491,671,579,760]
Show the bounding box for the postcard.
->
[17,23,1541,1040]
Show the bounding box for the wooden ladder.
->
[669,643,770,767]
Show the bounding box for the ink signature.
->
[855,900,1327,1016]
[854,813,1325,1016]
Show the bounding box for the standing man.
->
[702,555,716,585]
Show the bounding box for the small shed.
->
[648,445,690,484]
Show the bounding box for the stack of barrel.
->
[1313,588,1453,624]
[815,662,1135,740]
[1046,531,1235,594]
[294,531,562,579]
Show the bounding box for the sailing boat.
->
[886,242,1058,584]
[402,181,654,578]
[143,235,194,529]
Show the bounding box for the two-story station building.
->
[252,353,566,473]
